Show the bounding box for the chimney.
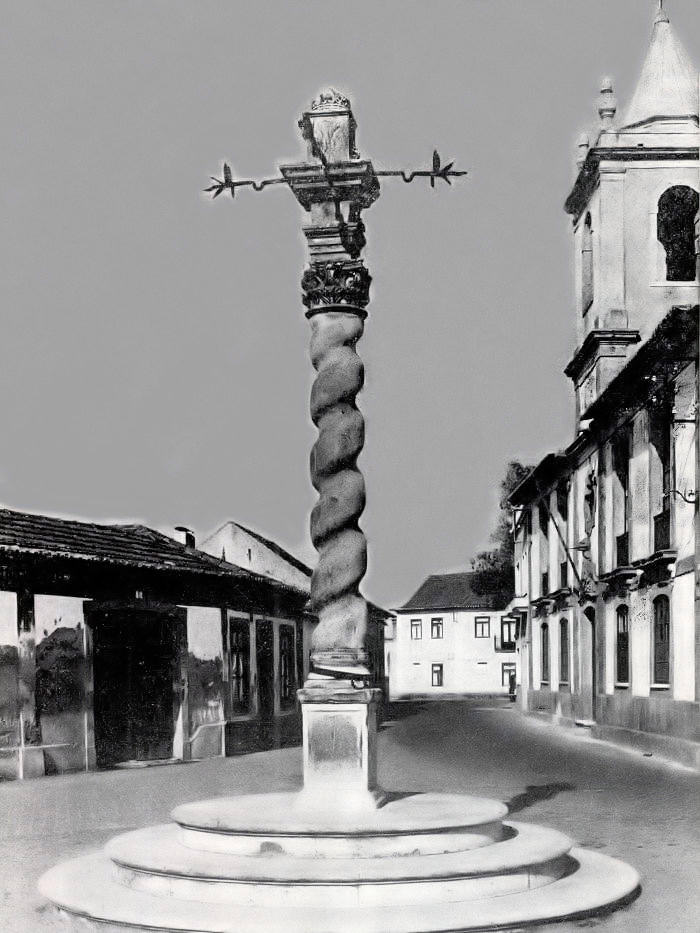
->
[174,525,195,548]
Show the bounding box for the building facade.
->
[0,508,311,780]
[389,573,516,699]
[508,10,700,767]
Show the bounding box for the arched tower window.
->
[616,605,629,684]
[581,212,594,312]
[657,186,699,282]
[541,622,550,683]
[652,595,670,686]
[559,618,569,683]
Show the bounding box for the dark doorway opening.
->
[91,608,180,768]
[583,607,597,722]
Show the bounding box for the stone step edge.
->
[105,821,573,885]
[171,791,508,837]
[179,822,503,857]
[39,848,641,933]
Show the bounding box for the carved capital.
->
[302,260,371,315]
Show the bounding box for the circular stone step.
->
[38,847,640,932]
[173,791,507,857]
[105,821,573,906]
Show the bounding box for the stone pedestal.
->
[297,678,382,811]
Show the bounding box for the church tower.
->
[564,5,699,426]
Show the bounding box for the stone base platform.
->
[38,790,640,931]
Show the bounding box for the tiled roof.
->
[400,573,506,612]
[0,508,250,576]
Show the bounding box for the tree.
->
[470,460,533,602]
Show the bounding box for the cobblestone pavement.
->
[2,698,698,932]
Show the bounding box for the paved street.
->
[3,699,698,932]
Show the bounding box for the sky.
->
[1,0,698,609]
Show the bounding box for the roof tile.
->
[401,572,506,612]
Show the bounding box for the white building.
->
[389,573,516,699]
[507,9,700,768]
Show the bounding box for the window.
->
[616,605,629,684]
[612,429,631,566]
[649,397,672,551]
[657,186,699,282]
[501,663,516,687]
[556,481,569,522]
[431,618,444,639]
[410,619,422,640]
[229,619,251,714]
[431,663,443,687]
[279,624,296,709]
[474,616,490,638]
[582,212,593,312]
[559,619,569,683]
[500,616,516,650]
[653,596,670,686]
[541,623,550,683]
[556,483,569,589]
[539,499,550,596]
[295,619,305,687]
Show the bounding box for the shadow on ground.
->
[505,782,575,814]
[379,701,428,731]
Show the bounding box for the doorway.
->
[91,608,181,767]
[255,620,275,719]
[581,607,597,722]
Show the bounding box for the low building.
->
[507,10,700,767]
[0,508,310,780]
[389,573,516,700]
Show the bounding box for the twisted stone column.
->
[308,305,369,676]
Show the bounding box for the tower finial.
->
[598,77,617,130]
[575,132,590,170]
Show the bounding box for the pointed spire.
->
[622,4,698,127]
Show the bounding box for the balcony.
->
[653,510,671,552]
[615,531,629,567]
[494,635,516,653]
